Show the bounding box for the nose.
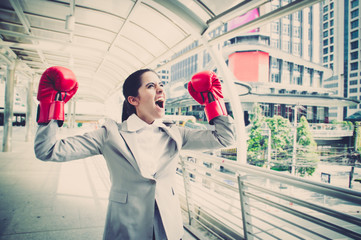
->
[156,83,164,93]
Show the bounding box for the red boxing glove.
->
[36,66,78,127]
[188,71,227,124]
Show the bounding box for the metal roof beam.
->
[152,0,207,35]
[155,0,323,71]
[210,0,323,44]
[9,0,48,67]
[205,0,270,34]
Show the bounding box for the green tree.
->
[247,104,267,166]
[295,116,318,176]
[266,116,293,171]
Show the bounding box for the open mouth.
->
[155,99,164,108]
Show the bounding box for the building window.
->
[351,51,359,60]
[293,26,301,38]
[282,40,291,52]
[330,54,334,61]
[323,47,328,54]
[351,0,359,8]
[323,39,328,46]
[330,37,334,44]
[351,73,358,77]
[351,30,359,39]
[323,14,328,21]
[323,30,328,37]
[330,19,334,26]
[293,11,302,21]
[323,5,328,12]
[350,88,358,93]
[272,22,280,33]
[330,11,334,18]
[293,43,301,55]
[271,73,280,83]
[351,62,359,71]
[330,28,334,35]
[330,45,334,52]
[351,41,359,49]
[351,19,359,29]
[323,56,328,63]
[283,23,290,36]
[350,80,358,85]
[323,22,329,29]
[271,39,280,48]
[351,9,359,19]
[330,2,334,9]
[271,57,279,68]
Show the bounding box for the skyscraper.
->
[166,0,357,124]
[322,0,361,121]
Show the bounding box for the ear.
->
[127,96,139,107]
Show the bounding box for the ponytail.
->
[121,99,136,122]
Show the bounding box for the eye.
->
[147,83,155,89]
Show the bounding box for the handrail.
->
[183,150,361,204]
[176,150,361,240]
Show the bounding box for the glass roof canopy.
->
[0,0,323,103]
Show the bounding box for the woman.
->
[34,67,235,240]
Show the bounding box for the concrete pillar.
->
[25,76,34,142]
[2,62,16,152]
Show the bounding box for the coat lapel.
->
[120,131,140,173]
[117,122,142,174]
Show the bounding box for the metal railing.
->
[176,150,361,240]
[309,123,354,138]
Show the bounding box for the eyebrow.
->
[145,81,162,87]
[145,82,155,87]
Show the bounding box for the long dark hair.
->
[122,69,155,122]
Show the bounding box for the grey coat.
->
[34,115,235,240]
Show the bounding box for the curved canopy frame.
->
[0,0,321,103]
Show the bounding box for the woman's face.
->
[129,71,166,124]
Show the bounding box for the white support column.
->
[72,99,76,128]
[2,61,16,152]
[25,76,34,142]
[203,40,247,164]
[67,98,72,128]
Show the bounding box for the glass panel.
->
[75,0,134,18]
[191,0,243,16]
[115,36,154,64]
[122,22,167,57]
[131,5,187,47]
[75,7,123,33]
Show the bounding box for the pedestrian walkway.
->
[0,126,197,240]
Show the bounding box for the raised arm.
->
[34,66,104,162]
[182,71,235,150]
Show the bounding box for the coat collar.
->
[120,114,168,132]
[117,115,181,179]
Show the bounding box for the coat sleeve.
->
[34,120,107,162]
[178,115,236,150]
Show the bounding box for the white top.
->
[127,114,171,179]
